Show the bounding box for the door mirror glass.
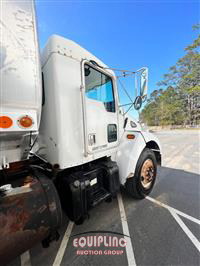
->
[140,68,148,98]
[134,96,142,110]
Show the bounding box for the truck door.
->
[82,62,118,155]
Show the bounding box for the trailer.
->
[0,1,161,264]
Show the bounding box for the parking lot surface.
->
[10,130,200,266]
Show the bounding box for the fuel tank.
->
[0,170,62,265]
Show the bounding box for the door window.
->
[84,64,115,112]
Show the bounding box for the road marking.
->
[147,196,200,252]
[169,210,200,253]
[53,221,74,266]
[117,192,136,266]
[21,251,31,266]
[146,196,200,225]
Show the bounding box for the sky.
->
[35,0,199,117]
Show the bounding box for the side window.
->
[107,124,117,142]
[84,64,115,112]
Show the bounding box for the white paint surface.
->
[169,210,200,253]
[117,192,137,266]
[20,251,31,266]
[146,196,200,225]
[146,196,200,253]
[53,221,74,266]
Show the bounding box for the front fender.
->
[114,131,162,185]
[115,132,146,185]
[141,131,162,154]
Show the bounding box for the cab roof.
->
[42,35,115,77]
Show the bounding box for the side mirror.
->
[140,68,148,99]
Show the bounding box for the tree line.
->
[140,25,200,127]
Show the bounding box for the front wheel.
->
[125,148,157,199]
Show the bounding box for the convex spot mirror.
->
[134,96,142,110]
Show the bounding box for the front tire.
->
[125,148,157,199]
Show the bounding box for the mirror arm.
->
[116,73,135,78]
[135,74,138,96]
[124,103,134,115]
[118,78,134,104]
[119,103,133,107]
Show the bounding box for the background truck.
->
[0,0,161,264]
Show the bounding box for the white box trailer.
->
[0,1,161,264]
[0,0,42,168]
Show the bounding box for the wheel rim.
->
[140,159,155,189]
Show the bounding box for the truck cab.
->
[38,35,161,185]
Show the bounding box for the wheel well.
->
[146,141,161,165]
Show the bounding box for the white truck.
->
[0,1,161,264]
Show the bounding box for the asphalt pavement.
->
[9,130,200,266]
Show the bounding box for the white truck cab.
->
[38,35,161,184]
[0,1,161,264]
